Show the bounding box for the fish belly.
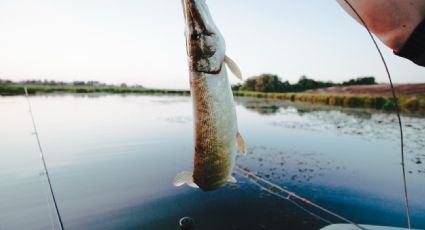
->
[190,68,237,191]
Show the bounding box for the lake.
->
[0,94,424,230]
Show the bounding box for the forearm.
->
[337,0,425,52]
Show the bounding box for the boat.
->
[321,224,422,230]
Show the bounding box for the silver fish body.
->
[174,0,245,191]
[191,68,238,191]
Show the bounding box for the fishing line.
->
[39,170,56,230]
[24,88,65,230]
[233,169,333,225]
[341,1,411,229]
[234,166,369,230]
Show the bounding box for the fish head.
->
[182,0,226,74]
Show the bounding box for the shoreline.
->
[1,84,424,113]
[233,91,425,113]
[0,84,190,96]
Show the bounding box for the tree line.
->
[231,74,376,93]
[1,75,376,93]
[0,79,143,88]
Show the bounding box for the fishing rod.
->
[234,166,369,230]
[236,170,333,225]
[24,88,65,230]
[341,1,411,229]
[234,2,412,228]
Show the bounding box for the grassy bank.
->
[2,83,425,112]
[233,91,425,112]
[0,84,190,96]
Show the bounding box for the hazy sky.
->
[0,0,424,89]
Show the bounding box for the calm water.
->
[0,94,424,230]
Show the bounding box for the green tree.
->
[342,77,376,86]
[240,74,285,92]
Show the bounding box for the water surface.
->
[0,94,424,230]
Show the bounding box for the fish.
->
[174,0,246,192]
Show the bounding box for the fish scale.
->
[174,0,245,192]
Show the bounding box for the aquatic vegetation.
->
[401,97,425,111]
[2,95,425,229]
[235,146,340,187]
[2,83,424,113]
[234,91,425,113]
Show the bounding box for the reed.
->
[1,83,423,112]
[233,91,425,113]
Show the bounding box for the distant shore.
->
[0,84,190,96]
[306,83,425,97]
[234,91,425,113]
[1,83,424,113]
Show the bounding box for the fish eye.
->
[191,32,201,40]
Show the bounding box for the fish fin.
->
[236,131,246,155]
[173,171,199,188]
[224,55,242,80]
[227,175,237,183]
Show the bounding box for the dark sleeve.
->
[395,19,425,67]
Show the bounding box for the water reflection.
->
[237,97,424,176]
[1,95,424,230]
[242,103,281,115]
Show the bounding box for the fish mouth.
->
[181,0,225,73]
[181,0,216,36]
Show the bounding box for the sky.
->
[0,0,424,89]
